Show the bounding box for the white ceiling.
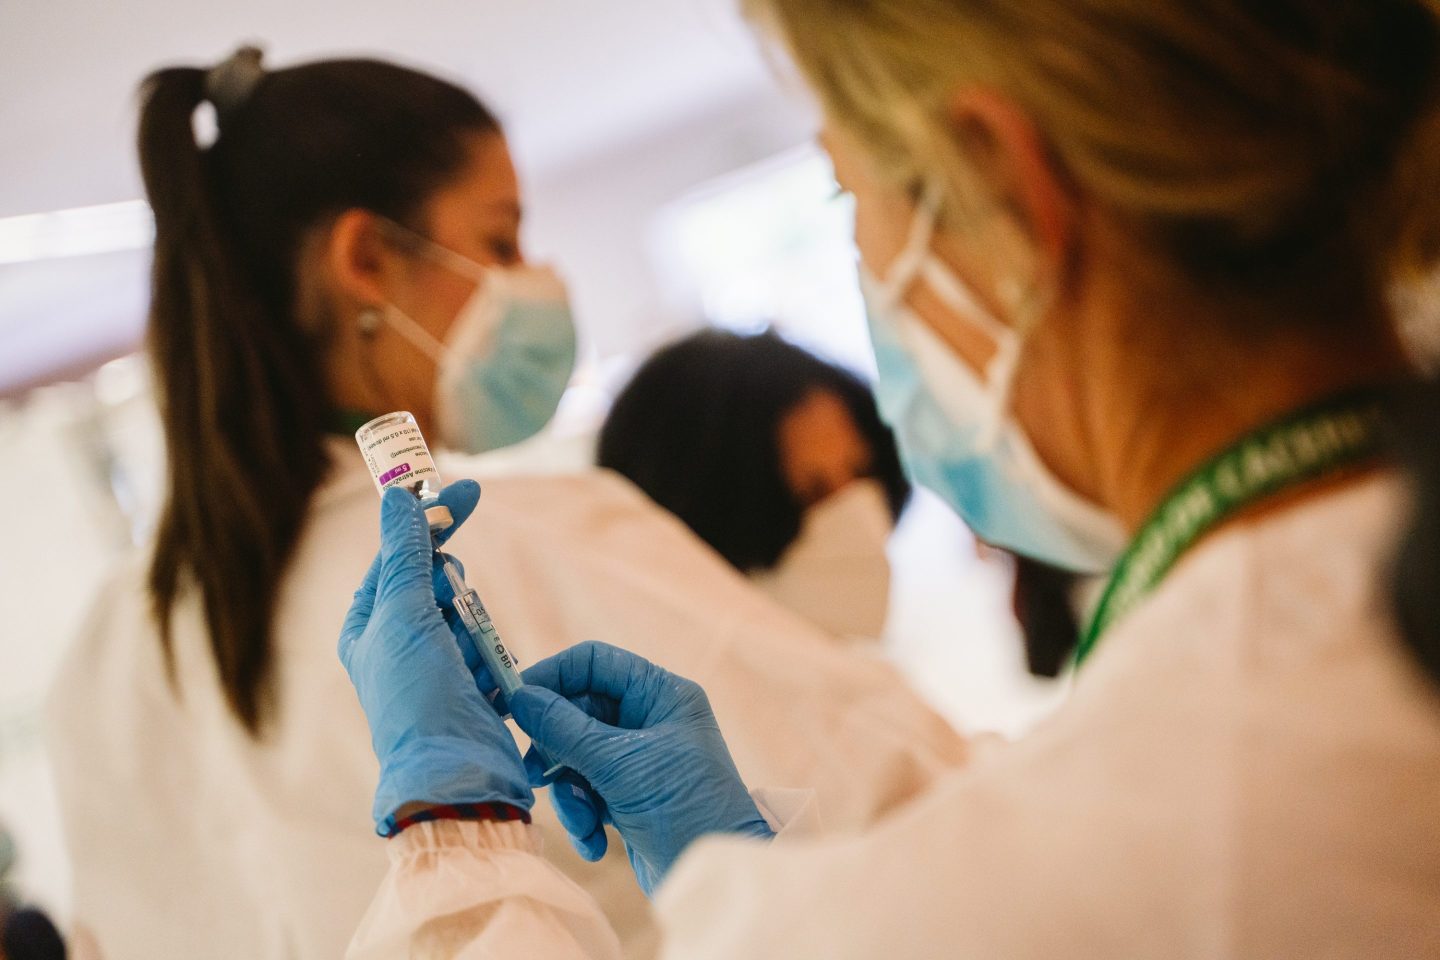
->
[0,0,780,218]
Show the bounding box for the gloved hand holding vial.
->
[355,411,525,706]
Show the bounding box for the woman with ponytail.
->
[46,47,543,960]
[45,46,969,960]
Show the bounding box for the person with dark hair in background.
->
[0,826,66,960]
[600,329,910,640]
[0,911,67,960]
[46,46,574,960]
[44,46,969,960]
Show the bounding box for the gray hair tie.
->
[205,45,265,117]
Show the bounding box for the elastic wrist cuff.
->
[381,802,532,838]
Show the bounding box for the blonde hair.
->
[747,0,1440,295]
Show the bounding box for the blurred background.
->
[0,0,1064,921]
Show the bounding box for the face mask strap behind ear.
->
[379,216,490,284]
[871,176,1045,453]
[876,181,946,307]
[915,252,1023,449]
[975,339,1023,451]
[369,216,497,365]
[885,182,1011,451]
[377,303,446,365]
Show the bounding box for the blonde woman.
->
[337,1,1440,956]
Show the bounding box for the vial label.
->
[356,414,443,497]
[377,462,413,486]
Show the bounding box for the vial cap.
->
[424,504,455,532]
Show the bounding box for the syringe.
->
[440,552,564,777]
[439,550,524,701]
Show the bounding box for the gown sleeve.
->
[346,819,622,960]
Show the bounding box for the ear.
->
[945,88,1079,278]
[324,209,395,310]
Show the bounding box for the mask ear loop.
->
[376,303,447,364]
[374,216,504,369]
[379,216,491,285]
[875,181,946,309]
[913,188,1045,453]
[977,260,1055,450]
[905,196,1021,451]
[975,340,1022,451]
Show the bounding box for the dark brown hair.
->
[139,51,500,734]
[1389,380,1440,689]
[599,330,910,571]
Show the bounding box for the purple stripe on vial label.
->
[378,462,412,486]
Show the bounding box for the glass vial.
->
[355,411,453,531]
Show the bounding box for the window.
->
[650,145,874,375]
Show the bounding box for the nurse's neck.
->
[1023,249,1412,536]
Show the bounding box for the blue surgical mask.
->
[859,187,1126,574]
[380,236,578,454]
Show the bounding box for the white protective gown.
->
[46,440,966,960]
[350,473,1440,958]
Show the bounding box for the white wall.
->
[525,83,817,361]
[0,252,151,395]
[0,0,779,219]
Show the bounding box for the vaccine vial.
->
[355,411,453,531]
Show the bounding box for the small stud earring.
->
[358,306,382,336]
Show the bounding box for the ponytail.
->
[141,62,330,734]
[140,50,498,734]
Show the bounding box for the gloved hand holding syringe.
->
[356,412,560,774]
[439,558,522,698]
[345,414,771,889]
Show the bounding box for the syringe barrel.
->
[454,588,524,698]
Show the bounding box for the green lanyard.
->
[1074,389,1388,668]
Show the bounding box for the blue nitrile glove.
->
[339,482,532,835]
[508,641,774,896]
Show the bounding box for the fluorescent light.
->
[0,200,154,265]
